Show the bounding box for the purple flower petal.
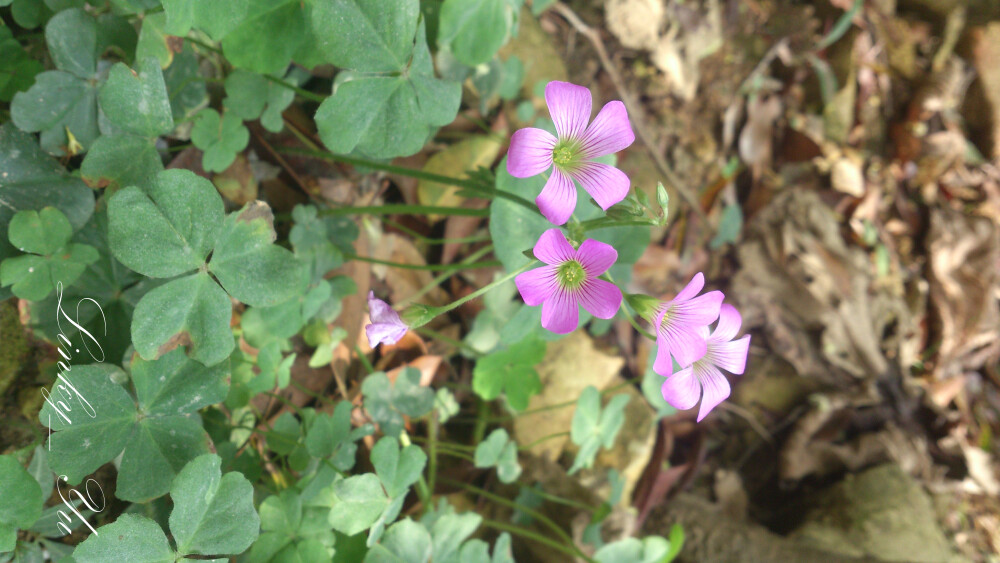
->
[579,100,635,159]
[674,272,705,302]
[653,321,708,373]
[515,265,558,306]
[575,239,617,276]
[366,291,408,347]
[569,160,630,210]
[577,278,622,319]
[532,228,576,265]
[545,81,591,140]
[660,366,701,410]
[536,169,577,226]
[507,127,557,178]
[541,288,579,334]
[711,304,742,342]
[710,335,750,375]
[670,290,725,327]
[694,363,731,422]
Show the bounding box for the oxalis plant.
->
[0,1,750,561]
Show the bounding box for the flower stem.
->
[344,253,501,272]
[320,204,489,218]
[263,73,326,103]
[480,519,597,562]
[381,217,490,245]
[398,244,495,307]
[578,216,658,232]
[430,260,537,316]
[517,431,570,450]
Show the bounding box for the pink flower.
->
[652,272,724,372]
[515,229,622,334]
[365,291,407,348]
[507,81,635,225]
[660,304,750,422]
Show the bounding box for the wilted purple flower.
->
[507,81,635,225]
[515,229,622,334]
[652,272,724,372]
[365,291,407,348]
[660,304,750,422]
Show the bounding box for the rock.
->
[791,464,960,562]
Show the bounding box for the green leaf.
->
[8,206,71,255]
[39,352,228,502]
[169,454,260,556]
[191,108,249,173]
[72,514,175,563]
[304,401,357,470]
[364,518,431,563]
[99,58,174,137]
[0,124,94,249]
[107,170,223,278]
[594,536,673,563]
[473,429,521,483]
[0,231,98,301]
[0,455,43,552]
[438,0,515,66]
[709,203,743,249]
[311,0,419,71]
[45,8,98,79]
[371,437,427,500]
[10,70,99,156]
[130,272,234,366]
[80,134,163,192]
[328,474,389,536]
[568,387,630,474]
[0,27,44,102]
[361,370,434,437]
[8,0,52,29]
[224,70,295,133]
[315,21,460,159]
[135,13,173,68]
[221,0,308,75]
[472,338,545,411]
[208,202,305,307]
[162,44,208,121]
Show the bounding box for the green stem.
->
[289,379,336,406]
[275,146,540,216]
[354,344,376,374]
[183,35,223,55]
[528,488,598,514]
[320,204,489,218]
[518,431,569,450]
[415,327,483,357]
[441,479,586,560]
[399,244,495,307]
[480,520,596,562]
[431,260,537,316]
[381,217,490,245]
[427,411,438,506]
[578,217,657,232]
[345,253,501,272]
[263,74,326,103]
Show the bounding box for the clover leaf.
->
[108,169,305,366]
[568,387,630,474]
[594,534,681,563]
[99,57,174,137]
[438,0,518,67]
[304,401,370,471]
[0,455,43,552]
[72,454,259,562]
[328,437,426,546]
[472,338,545,411]
[361,369,435,438]
[0,26,43,102]
[0,207,99,301]
[80,134,163,193]
[10,8,103,155]
[314,12,461,159]
[191,108,250,172]
[247,489,335,563]
[224,69,295,133]
[39,351,229,502]
[474,429,521,484]
[364,514,513,563]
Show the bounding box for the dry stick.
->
[551,2,708,222]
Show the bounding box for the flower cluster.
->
[365,80,749,421]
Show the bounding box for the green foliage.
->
[248,489,335,562]
[593,535,677,563]
[190,108,250,172]
[0,455,43,552]
[474,429,521,483]
[361,370,435,438]
[99,58,174,137]
[568,387,630,474]
[39,352,229,502]
[0,26,43,102]
[224,70,295,133]
[80,134,163,192]
[72,454,259,561]
[437,0,519,67]
[305,401,369,471]
[472,338,545,411]
[0,207,98,300]
[108,170,305,365]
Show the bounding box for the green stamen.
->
[552,139,582,170]
[556,260,586,291]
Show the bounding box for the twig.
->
[551,2,708,222]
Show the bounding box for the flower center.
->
[556,260,586,290]
[551,139,582,170]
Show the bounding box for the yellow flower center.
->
[556,260,586,290]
